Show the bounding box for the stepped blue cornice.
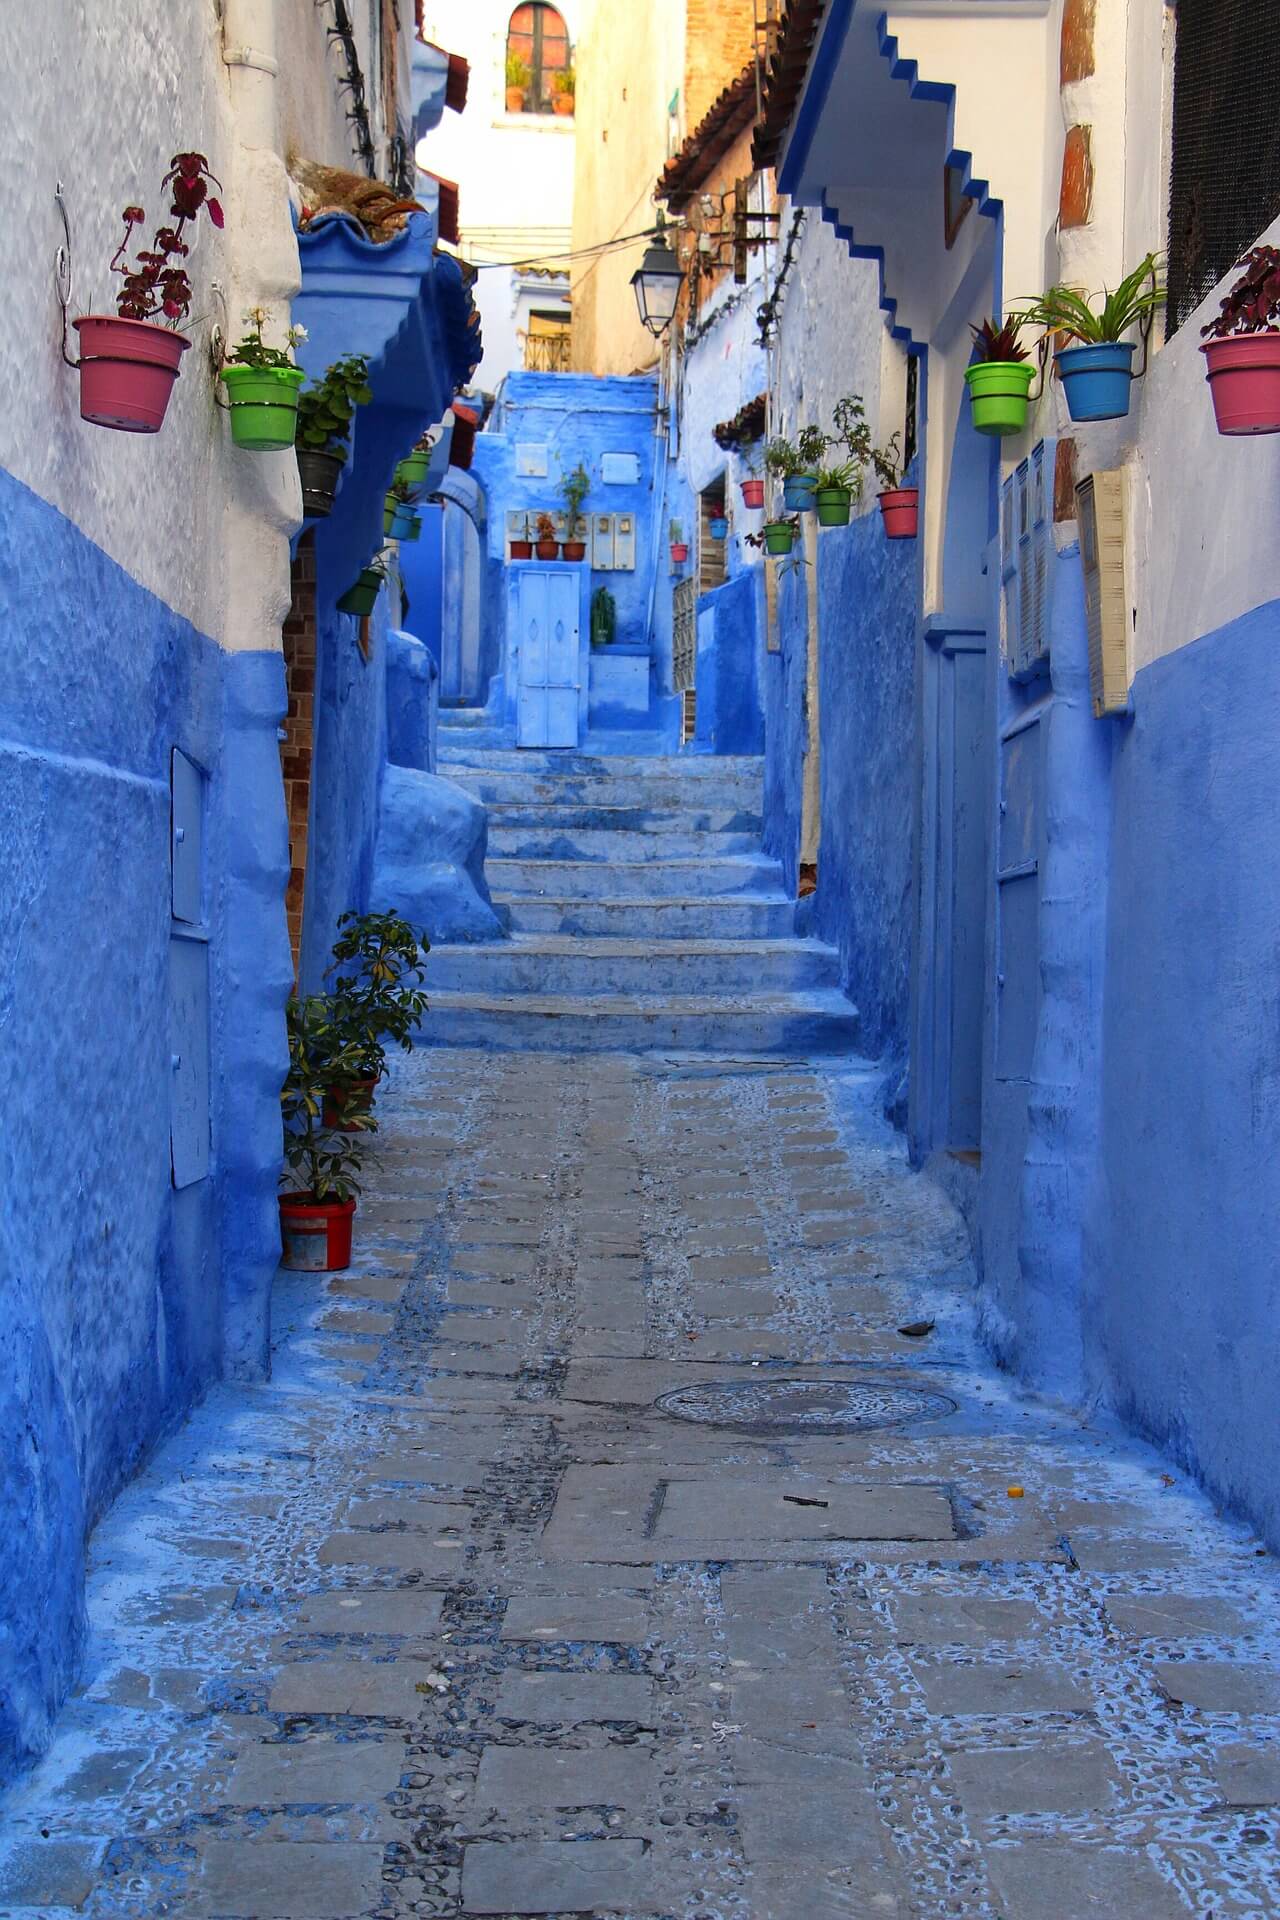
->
[411,38,450,141]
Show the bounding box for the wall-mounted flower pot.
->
[1201,335,1280,435]
[510,538,533,559]
[562,539,587,561]
[221,364,305,451]
[670,542,689,565]
[337,568,383,616]
[783,473,818,512]
[1055,342,1136,422]
[322,1076,378,1132]
[878,487,919,539]
[396,449,431,486]
[297,448,345,518]
[815,486,851,527]
[740,477,765,510]
[450,406,478,469]
[708,516,729,540]
[384,496,416,538]
[73,315,189,433]
[402,513,423,542]
[964,360,1035,436]
[279,1192,356,1272]
[535,537,560,560]
[763,521,795,556]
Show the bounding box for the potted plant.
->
[505,50,530,112]
[279,993,374,1272]
[1201,246,1280,436]
[762,516,798,556]
[553,66,576,115]
[73,152,224,434]
[395,435,433,488]
[324,909,430,1128]
[337,554,392,617]
[708,509,729,540]
[765,427,827,512]
[871,432,918,539]
[739,452,765,511]
[534,511,560,561]
[813,463,859,526]
[1019,253,1163,422]
[220,308,307,451]
[450,402,479,469]
[384,477,417,538]
[401,513,423,543]
[510,515,534,560]
[964,317,1034,436]
[295,353,373,518]
[669,518,689,565]
[561,462,590,560]
[591,585,617,646]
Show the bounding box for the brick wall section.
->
[1060,0,1097,85]
[1059,124,1093,230]
[1054,438,1079,522]
[684,0,756,127]
[280,532,317,969]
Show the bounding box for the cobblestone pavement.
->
[4,1048,1280,1919]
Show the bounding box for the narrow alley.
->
[3,1037,1280,1918]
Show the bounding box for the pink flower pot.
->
[878,487,919,539]
[669,543,689,565]
[73,315,189,433]
[740,478,765,510]
[1201,335,1280,435]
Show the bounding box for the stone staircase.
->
[421,710,860,1053]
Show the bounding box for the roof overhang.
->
[411,38,469,142]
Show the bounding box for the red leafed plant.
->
[1202,246,1280,340]
[112,152,224,327]
[969,316,1031,363]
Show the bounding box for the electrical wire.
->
[466,224,667,272]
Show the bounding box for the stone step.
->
[485,824,762,863]
[438,745,764,784]
[415,988,861,1055]
[426,934,841,995]
[496,894,798,939]
[485,855,783,901]
[485,801,765,836]
[449,769,765,811]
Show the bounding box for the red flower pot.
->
[878,487,919,539]
[510,539,533,559]
[73,315,190,433]
[322,1075,378,1132]
[740,478,765,510]
[535,538,560,559]
[1202,335,1280,435]
[279,1193,356,1272]
[450,403,479,469]
[562,539,587,561]
[669,542,689,565]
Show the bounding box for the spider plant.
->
[1017,253,1164,343]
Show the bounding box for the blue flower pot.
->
[708,517,729,541]
[1055,342,1137,422]
[783,474,818,512]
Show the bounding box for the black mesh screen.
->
[1168,0,1280,335]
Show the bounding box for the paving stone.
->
[983,1840,1191,1917]
[0,1837,103,1910]
[492,1671,655,1725]
[1213,1741,1280,1804]
[268,1660,436,1717]
[358,1451,487,1486]
[654,1477,956,1545]
[191,1839,386,1918]
[224,1735,406,1805]
[719,1566,835,1621]
[1106,1594,1257,1639]
[686,1252,772,1280]
[917,1660,1090,1716]
[475,1743,656,1806]
[461,1839,651,1914]
[744,1864,902,1916]
[735,1785,891,1864]
[1157,1662,1280,1714]
[317,1531,460,1569]
[287,1589,446,1636]
[887,1594,1040,1645]
[1070,1534,1189,1571]
[500,1593,649,1642]
[326,1273,407,1303]
[945,1737,1123,1813]
[342,1495,471,1531]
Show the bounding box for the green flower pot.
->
[384,497,416,538]
[964,360,1035,437]
[337,568,383,617]
[221,364,305,451]
[763,521,795,555]
[402,513,423,543]
[815,486,851,527]
[395,449,430,486]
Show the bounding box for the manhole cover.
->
[655,1377,957,1434]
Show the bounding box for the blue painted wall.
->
[762,556,811,897]
[694,573,766,757]
[0,471,290,1780]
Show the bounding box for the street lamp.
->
[631,216,683,338]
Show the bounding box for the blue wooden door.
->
[517,568,580,748]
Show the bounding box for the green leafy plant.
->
[763,436,800,479]
[561,461,590,537]
[814,459,861,498]
[386,476,416,506]
[797,424,830,470]
[669,517,684,542]
[555,65,576,96]
[1017,253,1164,343]
[591,585,617,646]
[280,993,375,1202]
[969,317,1030,363]
[327,909,430,1080]
[505,50,531,90]
[296,353,373,454]
[227,305,305,369]
[870,431,906,491]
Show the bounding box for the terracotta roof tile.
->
[754,0,829,170]
[656,66,758,210]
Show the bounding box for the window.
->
[524,310,572,371]
[1167,0,1280,336]
[506,4,572,116]
[698,483,728,595]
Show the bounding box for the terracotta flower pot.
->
[740,478,765,510]
[279,1193,356,1272]
[878,487,919,538]
[554,94,575,116]
[506,86,526,112]
[450,405,478,470]
[510,538,533,559]
[670,543,689,565]
[535,537,560,560]
[1201,335,1280,435]
[297,448,345,518]
[73,315,189,433]
[562,539,587,561]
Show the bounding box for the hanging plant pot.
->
[401,513,423,543]
[450,405,478,469]
[783,473,818,513]
[73,315,189,433]
[562,538,588,561]
[221,364,305,451]
[322,1076,378,1132]
[297,448,345,519]
[670,542,689,565]
[395,449,431,487]
[1055,342,1136,423]
[337,568,384,616]
[815,486,852,527]
[740,477,765,510]
[708,516,729,541]
[535,537,560,560]
[763,521,795,556]
[279,1192,356,1272]
[964,360,1036,437]
[878,487,919,539]
[384,496,416,538]
[1201,335,1280,435]
[510,538,533,559]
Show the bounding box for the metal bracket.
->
[1026,331,1052,404]
[54,181,80,369]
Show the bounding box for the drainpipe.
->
[645,346,672,708]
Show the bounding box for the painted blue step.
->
[496,894,798,939]
[438,745,764,782]
[485,824,763,862]
[447,769,764,811]
[426,934,841,995]
[415,988,861,1056]
[485,800,765,836]
[486,854,783,901]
